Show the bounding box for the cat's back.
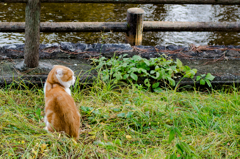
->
[46,85,69,98]
[45,85,76,111]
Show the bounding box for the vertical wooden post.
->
[24,0,41,68]
[126,8,145,46]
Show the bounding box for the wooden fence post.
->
[24,0,41,68]
[126,8,145,46]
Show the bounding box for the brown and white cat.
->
[44,65,81,139]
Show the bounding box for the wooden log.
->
[143,21,240,32]
[24,0,41,68]
[126,8,145,46]
[0,22,25,32]
[2,21,240,32]
[0,22,127,32]
[1,0,240,5]
[41,22,128,32]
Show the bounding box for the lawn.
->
[1,81,240,158]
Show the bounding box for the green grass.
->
[1,80,240,158]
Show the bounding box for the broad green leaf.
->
[196,76,201,81]
[144,60,150,66]
[155,72,160,79]
[81,106,94,112]
[123,74,129,79]
[113,72,122,80]
[150,70,155,74]
[132,55,142,61]
[184,70,196,78]
[122,63,128,67]
[192,68,197,74]
[205,79,212,87]
[168,77,176,86]
[138,68,148,74]
[81,106,88,112]
[205,73,215,81]
[160,69,166,78]
[130,67,139,72]
[130,73,138,81]
[170,66,177,71]
[176,59,183,68]
[200,79,205,85]
[183,65,191,71]
[152,82,160,89]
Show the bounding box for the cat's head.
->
[47,65,75,88]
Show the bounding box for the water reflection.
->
[0,3,240,46]
[208,5,240,45]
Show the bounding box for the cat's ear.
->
[56,69,63,77]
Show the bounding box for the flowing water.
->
[0,3,240,46]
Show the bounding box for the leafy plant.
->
[91,55,215,91]
[196,73,215,87]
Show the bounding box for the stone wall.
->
[1,43,240,85]
[1,43,240,60]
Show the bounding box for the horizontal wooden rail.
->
[0,22,127,32]
[0,0,240,4]
[143,22,240,32]
[1,22,240,32]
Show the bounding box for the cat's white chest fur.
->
[64,88,71,96]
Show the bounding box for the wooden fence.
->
[1,0,240,68]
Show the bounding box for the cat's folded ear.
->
[56,69,63,77]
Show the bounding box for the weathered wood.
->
[2,22,240,32]
[24,0,41,68]
[143,21,240,32]
[126,8,144,46]
[1,0,240,5]
[0,22,25,32]
[41,22,128,32]
[0,22,127,32]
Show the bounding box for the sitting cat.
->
[44,65,81,140]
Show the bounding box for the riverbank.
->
[1,43,240,85]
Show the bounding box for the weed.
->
[1,79,240,158]
[91,55,215,92]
